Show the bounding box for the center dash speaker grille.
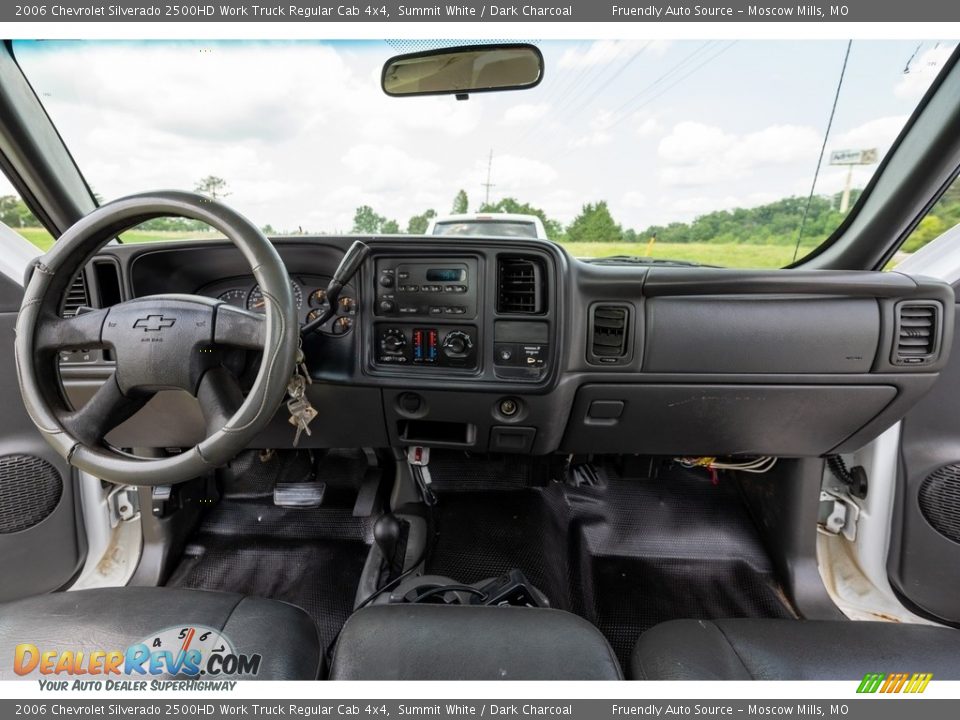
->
[0,455,63,534]
[918,464,960,544]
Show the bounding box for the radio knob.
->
[379,299,397,314]
[381,329,406,354]
[379,273,395,288]
[442,330,472,358]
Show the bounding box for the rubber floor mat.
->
[166,449,374,651]
[425,460,794,667]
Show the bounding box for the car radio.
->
[375,258,479,318]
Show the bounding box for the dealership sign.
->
[830,148,879,165]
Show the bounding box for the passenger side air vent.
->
[497,257,545,314]
[60,272,89,318]
[589,304,631,364]
[893,301,941,366]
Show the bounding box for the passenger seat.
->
[329,604,623,679]
[631,619,960,680]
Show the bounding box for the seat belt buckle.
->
[407,446,430,466]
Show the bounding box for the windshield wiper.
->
[583,255,718,268]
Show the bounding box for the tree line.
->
[352,185,960,252]
[4,175,959,253]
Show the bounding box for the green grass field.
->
[556,240,821,268]
[15,227,819,269]
[15,227,219,253]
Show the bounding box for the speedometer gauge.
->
[217,288,247,308]
[247,281,303,313]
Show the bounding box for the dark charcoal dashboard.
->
[58,235,954,458]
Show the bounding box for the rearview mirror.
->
[382,43,544,98]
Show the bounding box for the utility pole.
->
[481,149,495,205]
[840,164,855,214]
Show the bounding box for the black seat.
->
[0,587,322,680]
[632,619,960,680]
[330,604,623,680]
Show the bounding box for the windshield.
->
[434,220,539,238]
[6,39,956,267]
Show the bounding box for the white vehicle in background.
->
[426,213,549,240]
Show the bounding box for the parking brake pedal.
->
[273,481,326,508]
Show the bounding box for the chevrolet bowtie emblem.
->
[133,315,176,332]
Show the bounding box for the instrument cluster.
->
[199,274,356,336]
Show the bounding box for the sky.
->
[3,38,956,234]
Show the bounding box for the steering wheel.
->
[15,191,298,486]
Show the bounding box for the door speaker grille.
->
[919,464,960,544]
[0,455,63,534]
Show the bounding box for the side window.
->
[891,178,960,267]
[0,191,52,251]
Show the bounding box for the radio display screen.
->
[425,268,465,282]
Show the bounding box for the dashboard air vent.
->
[590,305,630,363]
[497,257,544,314]
[893,302,940,366]
[60,272,89,318]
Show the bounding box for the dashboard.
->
[59,235,955,459]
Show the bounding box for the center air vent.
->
[893,301,941,366]
[497,257,544,314]
[589,304,631,364]
[60,272,89,318]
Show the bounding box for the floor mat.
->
[166,449,374,650]
[424,458,794,667]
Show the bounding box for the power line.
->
[552,41,734,164]
[562,42,652,123]
[514,41,648,150]
[537,40,593,108]
[605,41,728,130]
[791,40,854,263]
[512,41,716,157]
[550,42,635,117]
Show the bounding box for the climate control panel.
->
[375,324,478,370]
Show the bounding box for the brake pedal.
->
[273,481,326,508]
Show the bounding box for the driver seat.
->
[0,587,323,680]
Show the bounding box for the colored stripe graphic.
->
[857,673,885,693]
[858,672,932,693]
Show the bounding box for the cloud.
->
[570,131,612,148]
[558,40,647,69]
[568,109,618,148]
[341,144,440,193]
[832,115,907,155]
[635,114,662,137]
[25,42,350,143]
[622,191,647,209]
[657,121,822,186]
[895,44,957,100]
[499,103,551,126]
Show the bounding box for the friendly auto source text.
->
[611,5,848,17]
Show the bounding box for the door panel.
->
[889,287,960,624]
[0,270,86,601]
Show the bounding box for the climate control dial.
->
[442,330,473,358]
[380,329,407,354]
